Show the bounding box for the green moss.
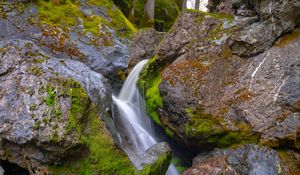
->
[88,0,137,37]
[36,0,80,29]
[138,56,163,125]
[35,0,136,38]
[138,152,171,175]
[165,128,174,138]
[28,66,43,76]
[49,104,136,175]
[45,85,56,106]
[33,121,41,130]
[185,108,259,148]
[113,0,180,31]
[172,157,187,173]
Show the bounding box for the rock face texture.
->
[128,28,164,71]
[0,0,135,80]
[183,144,289,175]
[138,2,300,173]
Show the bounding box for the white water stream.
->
[113,60,179,175]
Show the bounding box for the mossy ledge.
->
[184,107,260,149]
[138,56,163,125]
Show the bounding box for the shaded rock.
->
[128,28,164,71]
[208,0,258,16]
[230,0,300,56]
[185,144,288,175]
[207,0,300,56]
[278,149,300,175]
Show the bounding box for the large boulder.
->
[183,144,296,175]
[139,9,300,153]
[0,39,137,174]
[0,0,136,81]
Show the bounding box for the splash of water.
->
[113,60,179,175]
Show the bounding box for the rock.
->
[128,28,164,72]
[184,144,288,175]
[230,0,300,56]
[139,9,300,152]
[138,142,172,175]
[278,149,300,175]
[208,0,258,16]
[0,0,136,81]
[207,0,300,56]
[0,39,136,174]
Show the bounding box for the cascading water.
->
[113,60,179,175]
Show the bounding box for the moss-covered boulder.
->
[112,0,181,31]
[139,9,300,154]
[0,39,136,174]
[0,0,136,81]
[0,39,172,175]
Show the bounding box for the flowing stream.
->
[113,60,179,175]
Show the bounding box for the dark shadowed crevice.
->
[0,160,29,175]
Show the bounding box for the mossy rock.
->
[184,108,260,149]
[138,151,172,175]
[138,56,163,125]
[48,104,137,174]
[35,0,136,38]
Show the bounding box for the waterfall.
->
[113,60,179,175]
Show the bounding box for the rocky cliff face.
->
[138,0,300,174]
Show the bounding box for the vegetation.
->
[138,56,163,125]
[112,0,181,31]
[35,0,136,38]
[49,104,137,174]
[185,107,260,148]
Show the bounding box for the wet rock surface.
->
[184,144,288,175]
